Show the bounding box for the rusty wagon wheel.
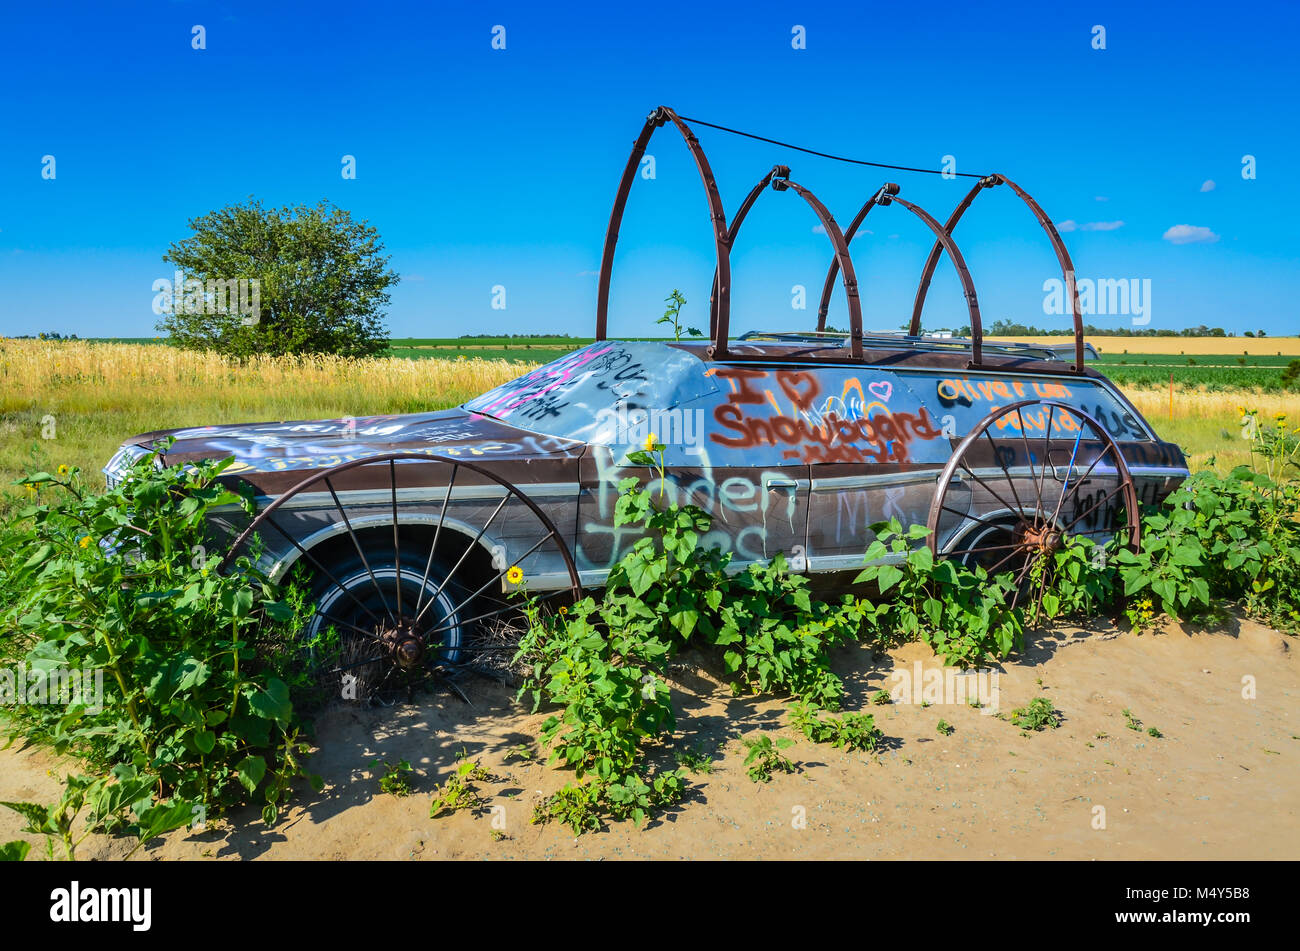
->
[926,400,1139,622]
[218,452,582,702]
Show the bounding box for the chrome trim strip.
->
[210,481,579,515]
[1128,466,1190,479]
[806,551,904,572]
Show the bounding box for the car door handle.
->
[765,478,799,490]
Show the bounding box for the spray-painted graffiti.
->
[932,375,1147,441]
[709,367,943,464]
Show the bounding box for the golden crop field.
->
[0,341,524,514]
[0,340,1296,516]
[996,335,1300,356]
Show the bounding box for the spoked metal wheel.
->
[218,452,582,701]
[926,400,1139,620]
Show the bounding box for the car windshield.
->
[461,341,719,443]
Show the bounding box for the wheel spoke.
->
[416,463,459,616]
[980,427,1035,519]
[938,504,1027,538]
[958,460,1032,524]
[391,460,403,619]
[1063,484,1126,533]
[949,541,1028,557]
[1033,405,1055,531]
[258,515,386,626]
[314,610,386,643]
[1014,406,1040,512]
[1047,442,1112,529]
[1046,420,1087,530]
[324,476,395,623]
[418,530,555,629]
[420,491,512,613]
[986,546,1030,576]
[321,654,385,676]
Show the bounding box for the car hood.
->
[117,407,585,477]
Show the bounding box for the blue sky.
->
[1,0,1296,340]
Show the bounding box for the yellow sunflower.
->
[506,565,524,584]
[643,432,658,453]
[78,535,91,549]
[57,464,70,476]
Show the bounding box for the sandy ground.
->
[2,614,1296,861]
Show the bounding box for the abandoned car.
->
[103,106,1189,686]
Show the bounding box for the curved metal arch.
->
[707,164,787,341]
[814,182,899,332]
[888,195,986,367]
[595,106,733,356]
[707,165,864,359]
[818,189,986,367]
[908,173,1086,372]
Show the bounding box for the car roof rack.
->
[594,106,1091,374]
[736,330,1094,363]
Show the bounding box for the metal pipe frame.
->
[595,106,733,357]
[816,186,987,368]
[709,165,865,360]
[908,173,1087,372]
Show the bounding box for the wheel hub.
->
[1018,524,1062,553]
[379,622,427,669]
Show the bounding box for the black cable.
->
[676,114,989,179]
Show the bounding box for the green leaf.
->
[262,599,296,622]
[246,678,293,726]
[134,801,196,842]
[237,755,267,794]
[875,564,904,594]
[0,840,31,862]
[21,544,53,570]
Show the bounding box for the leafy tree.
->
[157,199,397,358]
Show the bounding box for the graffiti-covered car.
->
[102,105,1188,689]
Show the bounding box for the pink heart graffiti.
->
[867,380,893,401]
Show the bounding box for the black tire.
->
[300,546,470,700]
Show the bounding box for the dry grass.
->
[1123,386,1300,473]
[1,340,1296,516]
[0,340,530,515]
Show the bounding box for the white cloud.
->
[1163,224,1220,245]
[576,269,600,277]
[811,224,826,235]
[1060,219,1124,233]
[1200,179,1216,192]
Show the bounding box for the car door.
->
[798,367,946,572]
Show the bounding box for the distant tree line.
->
[979,320,1266,339]
[455,333,579,339]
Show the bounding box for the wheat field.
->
[996,335,1300,356]
[0,340,1295,516]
